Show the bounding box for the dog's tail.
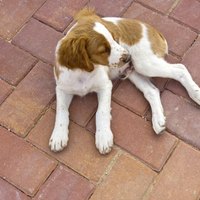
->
[74,7,96,21]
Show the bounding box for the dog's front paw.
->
[95,129,113,154]
[152,114,166,134]
[49,128,68,152]
[189,86,200,105]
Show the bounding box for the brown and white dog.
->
[50,8,200,154]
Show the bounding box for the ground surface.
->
[0,0,200,199]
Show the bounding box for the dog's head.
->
[57,9,131,73]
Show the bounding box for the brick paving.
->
[0,0,200,199]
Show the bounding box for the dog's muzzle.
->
[119,60,134,80]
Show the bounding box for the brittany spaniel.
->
[49,8,200,154]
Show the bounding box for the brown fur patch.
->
[117,19,142,45]
[147,24,168,57]
[57,10,111,72]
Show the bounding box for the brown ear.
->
[58,37,94,72]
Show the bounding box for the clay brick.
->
[0,178,30,200]
[0,39,37,85]
[0,62,55,136]
[162,90,200,149]
[33,165,94,200]
[123,3,197,56]
[0,127,57,196]
[138,0,177,13]
[88,0,134,16]
[34,0,88,31]
[28,109,118,182]
[0,0,46,40]
[87,102,178,171]
[170,0,200,31]
[53,93,97,127]
[90,154,156,200]
[145,143,200,200]
[0,79,13,105]
[12,18,63,65]
[167,36,200,100]
[113,80,149,116]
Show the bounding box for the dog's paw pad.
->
[152,115,166,134]
[49,131,68,152]
[191,87,200,105]
[95,129,113,154]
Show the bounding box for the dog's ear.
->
[58,37,94,72]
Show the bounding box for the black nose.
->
[121,54,131,63]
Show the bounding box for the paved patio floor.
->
[0,0,200,199]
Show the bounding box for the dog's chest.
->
[57,68,100,96]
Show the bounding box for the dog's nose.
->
[121,54,131,63]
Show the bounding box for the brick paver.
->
[0,0,46,40]
[90,153,156,200]
[0,79,13,105]
[13,18,63,65]
[137,0,177,14]
[113,80,149,116]
[0,127,57,196]
[33,165,94,200]
[0,62,55,136]
[0,38,37,85]
[88,0,134,16]
[170,0,200,31]
[53,93,97,127]
[144,142,200,200]
[0,0,200,199]
[34,0,88,31]
[0,178,30,200]
[162,90,200,149]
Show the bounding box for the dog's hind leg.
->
[133,56,200,105]
[128,71,166,134]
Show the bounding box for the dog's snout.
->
[121,54,131,63]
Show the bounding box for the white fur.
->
[50,17,200,154]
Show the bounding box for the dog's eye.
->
[98,45,110,54]
[98,45,107,54]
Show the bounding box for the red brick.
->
[33,165,94,200]
[162,90,200,149]
[123,3,197,56]
[145,143,200,200]
[167,36,200,100]
[12,18,63,64]
[0,80,13,105]
[90,154,156,200]
[0,0,46,40]
[28,109,118,182]
[0,62,55,136]
[53,93,97,127]
[34,0,88,31]
[88,0,134,16]
[0,178,30,200]
[113,80,149,116]
[170,0,200,31]
[0,39,37,85]
[0,127,57,196]
[138,0,177,13]
[87,102,178,171]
